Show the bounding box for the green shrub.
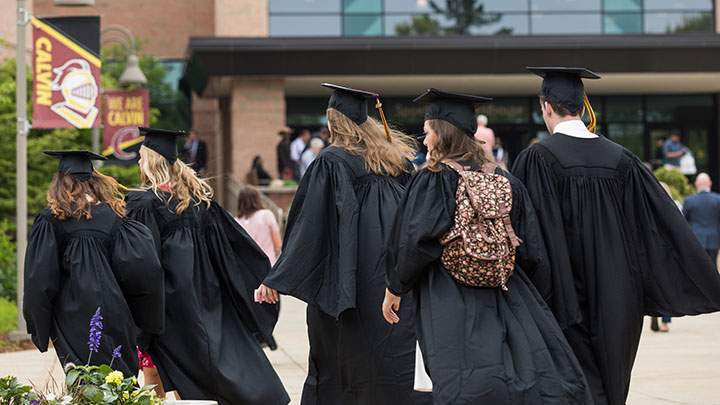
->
[97,165,142,189]
[653,167,695,202]
[0,297,17,334]
[0,220,16,303]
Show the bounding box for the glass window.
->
[604,13,642,33]
[385,14,453,36]
[476,97,529,124]
[270,15,342,36]
[531,13,602,34]
[344,15,384,36]
[603,0,641,11]
[644,12,713,33]
[646,95,714,123]
[686,127,709,169]
[270,0,341,13]
[384,0,433,13]
[530,0,601,11]
[474,0,529,12]
[468,14,529,35]
[643,0,712,11]
[606,96,643,122]
[344,0,382,14]
[607,123,644,157]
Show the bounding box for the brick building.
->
[3,1,720,206]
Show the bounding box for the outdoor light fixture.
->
[101,25,147,86]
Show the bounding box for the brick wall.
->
[230,77,285,182]
[214,0,268,37]
[1,0,34,62]
[32,0,214,59]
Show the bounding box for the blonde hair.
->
[425,119,490,172]
[326,108,415,177]
[47,171,126,220]
[138,146,213,215]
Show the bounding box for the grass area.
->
[0,298,17,334]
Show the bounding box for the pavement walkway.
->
[2,297,719,404]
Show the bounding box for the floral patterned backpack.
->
[439,159,522,290]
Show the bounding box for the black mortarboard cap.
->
[322,83,378,125]
[527,67,601,112]
[139,127,186,164]
[413,88,492,137]
[44,150,106,181]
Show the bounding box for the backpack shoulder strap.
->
[482,161,499,174]
[442,159,466,173]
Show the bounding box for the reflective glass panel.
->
[686,127,709,168]
[384,0,433,13]
[344,0,382,14]
[474,0,529,12]
[603,0,641,11]
[607,123,644,157]
[606,96,643,122]
[476,97,529,124]
[270,15,342,36]
[643,0,712,11]
[530,0,601,11]
[385,14,454,35]
[531,13,602,34]
[644,12,713,33]
[646,95,714,123]
[604,13,642,33]
[468,14,529,35]
[270,0,341,13]
[344,15,384,36]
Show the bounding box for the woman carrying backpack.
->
[382,89,591,404]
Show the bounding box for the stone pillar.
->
[214,0,268,37]
[230,77,285,182]
[716,0,720,34]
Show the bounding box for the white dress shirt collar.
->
[554,120,598,139]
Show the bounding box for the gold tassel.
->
[94,168,129,191]
[376,97,392,142]
[584,93,597,133]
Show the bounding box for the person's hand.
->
[257,284,279,304]
[382,288,402,324]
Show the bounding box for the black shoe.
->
[650,317,659,332]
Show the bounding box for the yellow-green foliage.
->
[0,297,17,334]
[653,167,695,202]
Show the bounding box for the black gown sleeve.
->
[111,218,165,335]
[511,147,582,329]
[263,154,360,319]
[623,155,720,316]
[23,210,61,352]
[385,168,456,296]
[507,174,552,304]
[205,201,279,346]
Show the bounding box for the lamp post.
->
[12,0,30,342]
[93,25,147,155]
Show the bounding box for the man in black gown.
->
[512,67,720,405]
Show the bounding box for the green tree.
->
[430,0,501,35]
[395,15,443,36]
[670,13,713,34]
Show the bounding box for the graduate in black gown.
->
[512,67,720,405]
[258,84,432,404]
[24,151,164,377]
[382,89,592,404]
[125,128,289,405]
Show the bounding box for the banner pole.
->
[13,0,30,341]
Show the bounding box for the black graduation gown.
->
[125,190,289,405]
[512,133,720,405]
[385,164,592,405]
[23,204,164,377]
[263,146,432,405]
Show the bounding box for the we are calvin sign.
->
[32,17,101,129]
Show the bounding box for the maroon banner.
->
[32,17,101,129]
[102,88,150,163]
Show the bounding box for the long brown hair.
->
[327,108,415,177]
[139,146,213,215]
[236,186,264,219]
[47,171,126,220]
[425,119,489,172]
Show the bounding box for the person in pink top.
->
[474,114,495,159]
[235,186,282,265]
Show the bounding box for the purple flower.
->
[109,345,122,368]
[87,307,103,364]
